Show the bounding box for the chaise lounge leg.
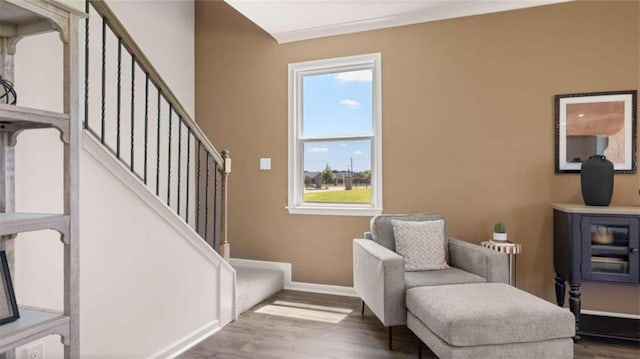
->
[388,327,393,350]
[361,300,365,316]
[417,340,422,359]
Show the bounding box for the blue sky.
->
[302,70,373,172]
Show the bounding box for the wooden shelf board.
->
[590,245,629,255]
[0,307,69,353]
[552,203,640,216]
[0,1,53,30]
[0,103,69,130]
[0,0,85,38]
[0,213,69,236]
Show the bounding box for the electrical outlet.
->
[25,342,44,359]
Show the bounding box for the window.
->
[288,53,382,216]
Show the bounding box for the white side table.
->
[480,241,522,287]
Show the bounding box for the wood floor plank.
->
[180,290,640,359]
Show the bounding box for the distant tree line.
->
[304,164,371,188]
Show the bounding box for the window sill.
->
[287,205,382,217]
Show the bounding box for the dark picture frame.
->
[555,90,637,174]
[0,251,19,325]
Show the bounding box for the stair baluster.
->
[85,0,231,259]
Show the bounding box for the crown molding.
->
[273,0,572,44]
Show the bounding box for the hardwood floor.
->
[180,290,640,359]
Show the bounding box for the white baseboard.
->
[581,310,640,320]
[286,281,358,297]
[151,320,220,359]
[230,258,358,297]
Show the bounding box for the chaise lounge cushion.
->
[370,213,448,257]
[406,283,575,347]
[405,268,486,289]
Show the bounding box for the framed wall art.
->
[555,90,637,174]
[0,251,19,325]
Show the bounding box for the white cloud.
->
[339,99,360,109]
[335,70,372,82]
[353,150,364,155]
[308,147,329,153]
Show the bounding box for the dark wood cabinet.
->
[553,204,640,338]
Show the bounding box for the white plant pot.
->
[493,232,508,241]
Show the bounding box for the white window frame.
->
[287,53,382,216]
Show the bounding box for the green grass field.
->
[303,188,371,204]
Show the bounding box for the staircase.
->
[84,0,231,260]
[83,0,238,337]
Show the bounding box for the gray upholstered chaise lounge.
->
[353,213,509,349]
[353,213,575,357]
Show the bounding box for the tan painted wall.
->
[195,1,640,314]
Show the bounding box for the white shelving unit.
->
[0,0,84,357]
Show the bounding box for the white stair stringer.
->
[81,131,236,358]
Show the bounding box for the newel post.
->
[219,149,231,261]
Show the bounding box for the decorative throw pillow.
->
[391,219,449,271]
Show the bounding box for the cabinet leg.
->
[569,283,581,341]
[555,275,566,307]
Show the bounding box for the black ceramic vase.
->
[581,155,614,206]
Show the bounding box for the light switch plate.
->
[260,158,271,170]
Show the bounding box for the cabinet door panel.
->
[581,216,639,284]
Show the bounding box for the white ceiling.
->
[225,0,571,43]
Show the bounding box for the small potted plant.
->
[493,220,507,242]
